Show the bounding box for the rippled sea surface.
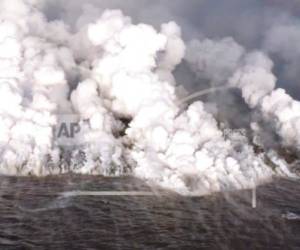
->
[0,175,299,250]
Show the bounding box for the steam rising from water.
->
[0,0,299,195]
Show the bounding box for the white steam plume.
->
[0,0,296,195]
[186,35,300,152]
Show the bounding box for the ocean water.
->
[0,175,299,250]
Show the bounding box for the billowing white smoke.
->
[186,35,300,151]
[0,0,295,194]
[0,0,68,175]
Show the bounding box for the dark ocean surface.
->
[0,175,299,250]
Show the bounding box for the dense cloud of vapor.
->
[0,0,299,195]
[185,35,300,152]
[45,0,300,97]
